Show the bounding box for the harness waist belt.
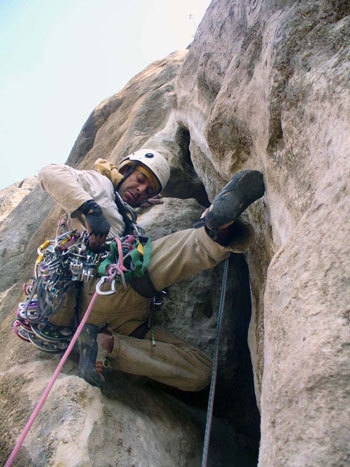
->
[129,270,159,298]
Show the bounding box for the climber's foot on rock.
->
[204,169,265,241]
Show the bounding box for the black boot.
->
[204,170,265,242]
[78,323,105,388]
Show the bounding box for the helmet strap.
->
[116,162,138,192]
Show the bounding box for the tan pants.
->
[50,223,254,390]
[110,326,212,391]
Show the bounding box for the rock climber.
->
[38,148,265,390]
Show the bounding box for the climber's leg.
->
[148,220,253,291]
[98,326,212,392]
[148,170,264,290]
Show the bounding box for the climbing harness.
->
[11,230,154,352]
[201,257,230,467]
[12,198,158,352]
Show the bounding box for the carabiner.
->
[96,276,116,295]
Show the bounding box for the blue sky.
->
[0,0,210,189]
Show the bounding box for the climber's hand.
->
[78,199,110,249]
[139,194,164,208]
[87,233,108,250]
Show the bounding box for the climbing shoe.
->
[78,323,105,388]
[201,170,264,242]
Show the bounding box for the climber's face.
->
[118,169,156,206]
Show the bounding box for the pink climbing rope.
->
[113,236,128,288]
[5,291,100,467]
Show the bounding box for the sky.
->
[0,0,211,190]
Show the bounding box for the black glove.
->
[78,199,110,237]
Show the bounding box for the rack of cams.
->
[12,230,105,353]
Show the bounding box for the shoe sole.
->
[205,170,264,230]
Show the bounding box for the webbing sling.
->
[114,191,159,298]
[114,191,138,235]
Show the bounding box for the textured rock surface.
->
[175,1,350,464]
[0,0,349,465]
[0,177,38,223]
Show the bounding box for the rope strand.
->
[5,291,99,467]
[201,257,229,467]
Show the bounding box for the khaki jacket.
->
[38,163,125,237]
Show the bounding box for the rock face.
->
[0,0,349,466]
[176,1,350,466]
[0,177,39,223]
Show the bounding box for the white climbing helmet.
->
[119,148,170,194]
